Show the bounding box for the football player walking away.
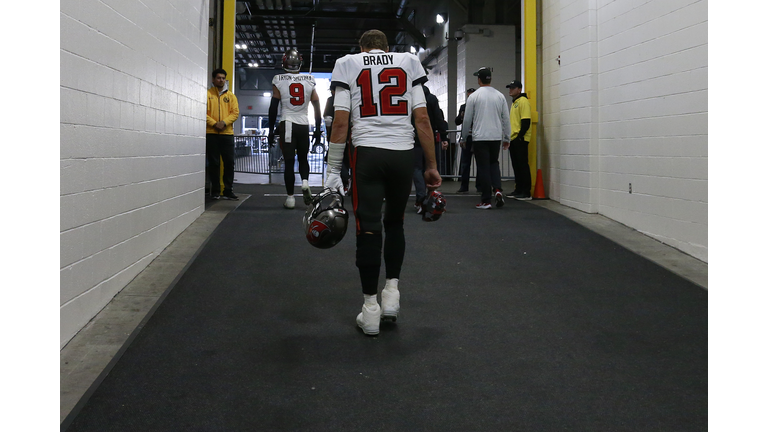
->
[459,67,511,209]
[326,29,442,336]
[268,48,323,209]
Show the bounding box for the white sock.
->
[364,294,378,307]
[384,278,399,292]
[302,179,309,189]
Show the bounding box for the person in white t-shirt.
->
[326,29,442,336]
[268,48,323,209]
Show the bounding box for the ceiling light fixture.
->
[436,14,446,24]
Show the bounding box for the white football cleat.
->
[284,195,295,209]
[301,182,312,206]
[381,279,400,322]
[356,303,381,335]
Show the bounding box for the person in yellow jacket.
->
[206,68,240,200]
[506,80,532,200]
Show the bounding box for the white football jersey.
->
[272,73,317,125]
[331,49,427,150]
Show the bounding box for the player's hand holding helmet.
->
[325,168,345,195]
[303,188,349,249]
[422,190,446,222]
[424,167,442,190]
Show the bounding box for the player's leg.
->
[350,146,387,335]
[295,124,312,204]
[381,148,414,321]
[279,122,297,208]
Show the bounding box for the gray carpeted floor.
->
[63,184,707,431]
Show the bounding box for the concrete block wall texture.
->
[457,25,518,102]
[540,0,707,262]
[456,40,467,112]
[424,49,450,128]
[60,0,210,347]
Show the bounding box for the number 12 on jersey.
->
[356,67,408,117]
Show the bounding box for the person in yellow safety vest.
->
[506,80,532,200]
[206,68,240,200]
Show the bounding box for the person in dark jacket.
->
[455,88,476,193]
[413,85,448,214]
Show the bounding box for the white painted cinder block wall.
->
[457,26,518,102]
[60,0,209,347]
[541,0,707,262]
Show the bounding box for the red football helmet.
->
[422,190,446,222]
[303,188,349,248]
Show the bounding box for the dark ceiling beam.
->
[237,41,411,48]
[237,15,428,48]
[396,16,426,47]
[237,11,397,20]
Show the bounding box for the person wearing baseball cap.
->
[459,67,511,209]
[505,80,532,200]
[473,67,493,81]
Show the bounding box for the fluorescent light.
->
[263,92,271,98]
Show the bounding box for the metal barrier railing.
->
[234,131,515,182]
[233,135,325,177]
[233,135,270,174]
[438,130,515,180]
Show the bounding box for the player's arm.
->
[414,107,436,169]
[310,89,322,143]
[412,84,442,189]
[325,87,351,192]
[267,85,280,143]
[330,110,349,145]
[415,107,442,190]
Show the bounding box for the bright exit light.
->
[436,14,445,24]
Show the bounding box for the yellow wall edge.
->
[524,0,538,195]
[219,0,236,191]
